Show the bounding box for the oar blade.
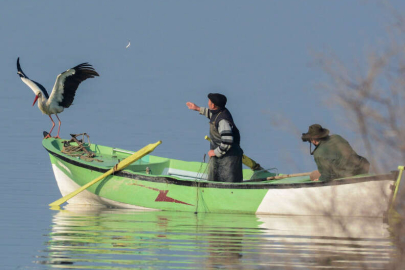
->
[49,170,112,207]
[49,140,162,207]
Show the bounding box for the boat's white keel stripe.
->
[256,180,392,217]
[51,164,159,210]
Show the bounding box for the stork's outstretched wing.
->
[49,63,99,108]
[17,57,49,98]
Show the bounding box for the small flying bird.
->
[17,58,99,139]
[126,40,131,49]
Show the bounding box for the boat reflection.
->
[35,205,397,269]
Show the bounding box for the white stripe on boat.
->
[51,164,160,210]
[256,179,392,217]
[56,160,71,176]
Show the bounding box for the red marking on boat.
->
[131,183,194,206]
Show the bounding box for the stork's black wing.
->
[49,63,99,108]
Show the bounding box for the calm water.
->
[6,205,401,270]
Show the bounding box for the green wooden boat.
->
[43,137,401,217]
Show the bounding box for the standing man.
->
[186,93,243,182]
[301,124,370,182]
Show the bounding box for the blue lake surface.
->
[2,203,399,269]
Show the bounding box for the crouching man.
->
[301,124,370,182]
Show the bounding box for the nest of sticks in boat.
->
[62,133,103,162]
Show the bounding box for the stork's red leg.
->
[45,115,56,139]
[54,114,61,139]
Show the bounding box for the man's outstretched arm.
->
[186,102,211,119]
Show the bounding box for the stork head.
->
[32,91,43,106]
[31,86,49,106]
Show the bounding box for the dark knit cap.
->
[208,93,227,108]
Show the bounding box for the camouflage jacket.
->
[313,135,370,182]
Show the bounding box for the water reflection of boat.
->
[35,206,396,269]
[43,138,400,217]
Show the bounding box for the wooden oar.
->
[389,165,404,212]
[266,172,311,180]
[243,172,312,182]
[204,136,263,170]
[49,140,162,207]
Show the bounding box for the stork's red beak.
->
[32,95,39,106]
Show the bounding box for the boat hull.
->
[47,147,395,217]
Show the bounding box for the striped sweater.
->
[199,107,233,157]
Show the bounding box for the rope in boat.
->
[196,154,208,180]
[195,154,211,214]
[62,133,103,162]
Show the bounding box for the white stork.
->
[17,58,99,139]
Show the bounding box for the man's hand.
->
[310,170,321,181]
[186,102,200,111]
[208,150,216,157]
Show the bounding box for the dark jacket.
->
[209,108,241,154]
[313,135,370,182]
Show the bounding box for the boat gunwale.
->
[45,147,396,190]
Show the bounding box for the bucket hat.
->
[301,124,329,141]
